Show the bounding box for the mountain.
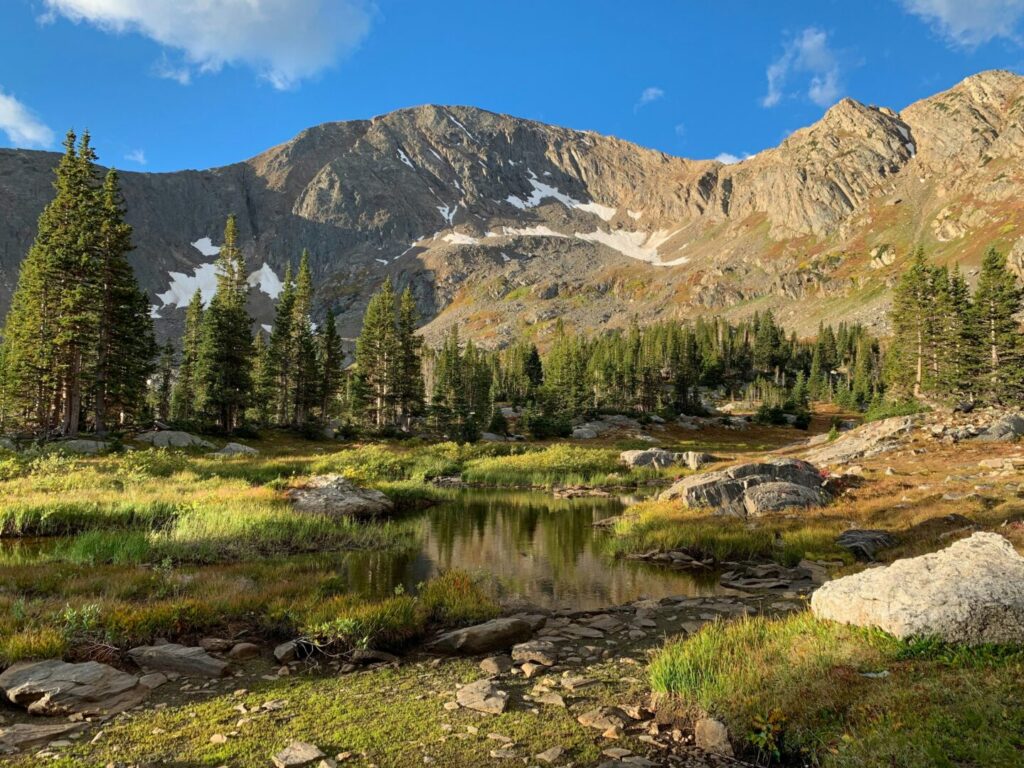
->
[2,69,1024,347]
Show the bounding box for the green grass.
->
[650,612,1024,766]
[460,445,645,487]
[606,499,847,566]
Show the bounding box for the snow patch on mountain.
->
[191,237,220,257]
[505,170,615,221]
[247,263,284,299]
[397,148,415,170]
[437,203,458,225]
[443,232,479,245]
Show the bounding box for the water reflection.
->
[327,489,721,610]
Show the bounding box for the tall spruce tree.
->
[317,310,344,421]
[195,215,252,431]
[887,247,935,399]
[268,264,295,424]
[354,278,399,428]
[973,247,1023,403]
[395,287,425,426]
[170,290,204,423]
[290,251,319,425]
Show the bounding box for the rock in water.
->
[134,430,215,449]
[456,679,508,714]
[127,644,229,678]
[0,660,148,716]
[976,413,1024,442]
[427,618,533,655]
[811,532,1024,644]
[288,475,394,519]
[660,458,826,516]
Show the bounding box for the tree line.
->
[1,135,1020,441]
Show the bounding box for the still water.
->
[330,489,721,611]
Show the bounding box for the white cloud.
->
[125,148,146,165]
[0,89,55,148]
[900,0,1024,47]
[43,0,374,90]
[635,86,665,110]
[762,28,843,108]
[714,152,743,164]
[674,122,686,138]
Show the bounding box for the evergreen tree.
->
[170,290,204,423]
[973,247,1023,403]
[317,310,344,421]
[268,264,296,424]
[290,251,319,425]
[150,343,175,422]
[887,247,935,399]
[195,215,252,431]
[354,278,399,428]
[395,287,425,426]
[250,331,275,426]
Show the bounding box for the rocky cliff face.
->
[1,70,1023,346]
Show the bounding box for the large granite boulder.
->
[209,441,259,457]
[287,475,394,519]
[426,618,533,655]
[127,644,228,678]
[659,458,826,516]
[976,413,1024,442]
[811,532,1024,644]
[57,439,110,455]
[803,416,915,466]
[135,430,215,449]
[619,449,680,469]
[0,660,148,716]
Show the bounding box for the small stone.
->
[520,662,545,679]
[210,734,227,744]
[274,641,299,664]
[479,655,512,675]
[535,746,564,763]
[138,672,168,690]
[272,740,325,768]
[228,643,261,660]
[456,679,507,715]
[694,717,733,756]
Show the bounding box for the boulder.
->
[571,427,598,440]
[742,481,828,516]
[681,451,717,471]
[619,449,680,469]
[456,679,507,715]
[803,416,915,466]
[210,442,259,457]
[228,642,261,660]
[511,639,558,667]
[577,706,632,731]
[287,475,394,519]
[660,458,826,516]
[479,432,507,442]
[836,529,897,561]
[135,430,215,449]
[427,618,533,655]
[0,437,17,452]
[127,644,229,678]
[694,717,733,756]
[811,532,1024,644]
[57,439,109,455]
[0,722,85,751]
[0,660,148,716]
[976,413,1024,442]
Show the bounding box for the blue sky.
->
[2,0,1024,171]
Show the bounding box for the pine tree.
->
[170,290,204,423]
[250,331,275,426]
[195,215,252,431]
[354,278,399,428]
[150,343,175,422]
[395,287,425,427]
[973,247,1023,403]
[887,247,935,400]
[290,251,319,425]
[268,264,296,424]
[317,310,344,421]
[93,169,155,432]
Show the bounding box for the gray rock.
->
[511,640,558,667]
[0,722,85,751]
[210,441,259,457]
[535,746,564,763]
[811,532,1024,644]
[0,437,17,452]
[660,458,826,516]
[456,679,508,714]
[681,451,717,471]
[742,481,829,516]
[479,432,507,442]
[272,740,325,767]
[128,644,229,678]
[228,642,261,660]
[135,430,215,449]
[695,717,733,756]
[0,660,148,716]
[571,427,598,440]
[619,449,680,469]
[577,707,632,731]
[427,618,533,655]
[288,475,394,519]
[57,439,109,455]
[976,413,1024,442]
[803,416,915,466]
[836,529,897,561]
[274,641,299,664]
